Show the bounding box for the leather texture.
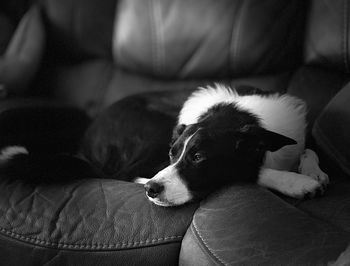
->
[180,185,350,266]
[39,61,292,117]
[0,13,14,54]
[42,0,116,60]
[305,0,350,73]
[312,82,350,176]
[37,0,304,79]
[113,0,304,79]
[0,6,44,95]
[0,177,198,265]
[287,66,347,127]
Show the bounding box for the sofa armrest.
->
[0,5,45,96]
[0,176,198,266]
[180,185,350,265]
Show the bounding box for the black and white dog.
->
[135,84,329,206]
[0,84,328,207]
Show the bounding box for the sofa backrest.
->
[41,0,305,79]
[41,0,116,61]
[305,0,350,74]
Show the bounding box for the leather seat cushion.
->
[0,178,198,265]
[33,58,292,117]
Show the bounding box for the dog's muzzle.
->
[143,165,193,207]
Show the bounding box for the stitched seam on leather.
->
[233,0,246,74]
[153,0,163,75]
[0,227,183,250]
[191,221,227,266]
[149,0,156,75]
[228,2,238,73]
[229,0,244,74]
[343,0,350,72]
[150,0,163,76]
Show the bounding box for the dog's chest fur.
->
[178,85,307,171]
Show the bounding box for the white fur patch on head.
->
[0,146,28,162]
[178,84,238,125]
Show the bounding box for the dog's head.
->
[144,103,296,206]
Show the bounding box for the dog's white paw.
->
[278,172,325,199]
[298,149,329,187]
[133,177,150,185]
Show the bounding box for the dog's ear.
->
[172,124,187,143]
[239,125,296,152]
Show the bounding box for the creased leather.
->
[0,177,198,265]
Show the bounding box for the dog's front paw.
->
[298,149,329,187]
[133,177,150,185]
[279,172,325,199]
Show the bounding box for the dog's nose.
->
[144,181,164,198]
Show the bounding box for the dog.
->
[134,84,329,206]
[0,85,328,207]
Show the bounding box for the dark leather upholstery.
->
[112,0,303,79]
[31,0,305,116]
[0,13,14,54]
[0,178,197,266]
[0,6,44,95]
[305,0,350,73]
[180,185,349,265]
[0,0,349,265]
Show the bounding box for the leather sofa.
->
[0,0,350,265]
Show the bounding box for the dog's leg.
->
[133,177,150,184]
[258,168,325,198]
[298,149,329,187]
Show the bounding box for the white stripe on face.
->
[172,131,197,166]
[147,131,198,206]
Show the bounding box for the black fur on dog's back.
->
[82,94,179,180]
[0,91,191,183]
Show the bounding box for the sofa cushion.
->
[32,56,292,117]
[0,178,198,266]
[179,185,350,265]
[113,0,304,79]
[312,82,350,176]
[287,66,346,126]
[0,13,14,54]
[0,6,44,95]
[305,0,350,73]
[42,0,116,61]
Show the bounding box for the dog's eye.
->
[192,152,205,163]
